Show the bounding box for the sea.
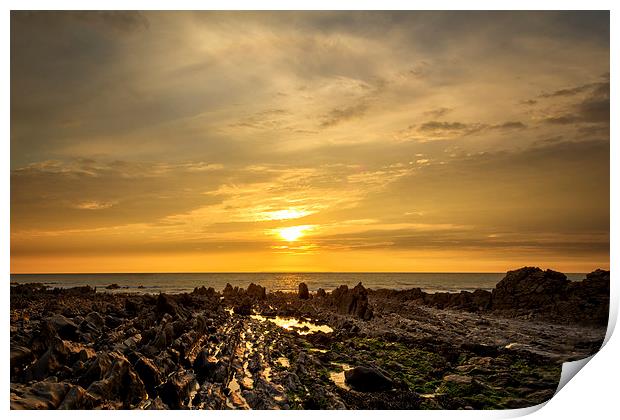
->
[10,272,588,295]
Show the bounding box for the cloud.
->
[542,81,609,125]
[11,159,230,231]
[74,200,117,210]
[539,82,602,98]
[489,121,527,130]
[416,120,526,139]
[423,107,453,118]
[320,102,370,127]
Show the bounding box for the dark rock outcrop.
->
[156,294,178,317]
[344,366,393,392]
[233,297,253,315]
[298,283,310,300]
[247,283,267,300]
[329,283,373,320]
[158,370,198,409]
[45,314,79,341]
[491,267,568,310]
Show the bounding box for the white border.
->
[3,2,617,420]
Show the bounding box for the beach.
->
[10,267,609,410]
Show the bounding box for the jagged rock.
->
[45,314,79,340]
[106,284,121,290]
[193,349,218,380]
[298,283,310,300]
[330,283,373,320]
[344,366,393,392]
[491,267,568,310]
[233,297,253,315]
[134,355,162,396]
[58,385,99,409]
[247,283,267,299]
[192,286,217,297]
[142,397,169,409]
[563,269,610,325]
[158,369,198,409]
[11,344,35,370]
[11,380,73,409]
[80,352,114,387]
[223,283,236,300]
[84,312,105,330]
[156,294,178,317]
[316,288,327,298]
[29,337,94,380]
[86,352,146,408]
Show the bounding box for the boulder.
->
[330,283,373,320]
[298,283,310,300]
[233,297,253,315]
[45,314,79,340]
[86,351,146,408]
[156,294,178,317]
[223,283,236,300]
[58,385,99,409]
[11,344,35,370]
[491,267,568,310]
[247,283,267,300]
[11,380,73,409]
[193,349,218,381]
[134,354,162,396]
[158,369,198,409]
[344,366,393,392]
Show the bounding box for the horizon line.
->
[10,269,596,275]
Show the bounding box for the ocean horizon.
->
[10,272,588,295]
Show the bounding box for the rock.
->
[233,297,253,315]
[344,366,393,392]
[247,283,267,300]
[158,369,198,409]
[134,355,162,396]
[563,269,610,325]
[156,294,178,317]
[316,288,327,298]
[192,286,217,297]
[193,349,218,380]
[11,344,35,370]
[58,385,99,409]
[29,337,92,380]
[223,283,236,300]
[86,352,146,408]
[84,312,105,329]
[11,380,73,409]
[142,397,169,409]
[45,314,79,340]
[105,283,121,290]
[443,374,474,385]
[330,283,373,320]
[298,283,310,300]
[491,267,568,310]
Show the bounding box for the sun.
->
[278,225,308,242]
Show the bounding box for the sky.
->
[10,11,610,273]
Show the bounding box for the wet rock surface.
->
[10,268,608,410]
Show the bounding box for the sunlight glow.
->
[277,225,311,242]
[265,208,311,221]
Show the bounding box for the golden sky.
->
[10,11,610,273]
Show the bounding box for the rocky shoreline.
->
[10,267,609,410]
